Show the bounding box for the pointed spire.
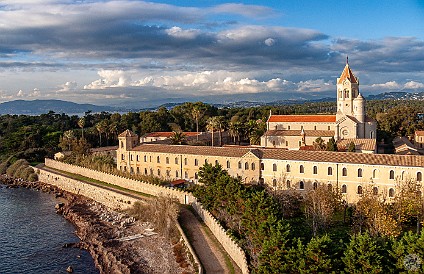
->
[346,55,349,65]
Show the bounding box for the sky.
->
[0,0,423,107]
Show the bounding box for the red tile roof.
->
[268,115,336,123]
[144,132,199,138]
[337,139,376,151]
[416,131,424,136]
[338,64,358,84]
[118,129,138,137]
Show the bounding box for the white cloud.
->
[17,90,24,97]
[28,88,40,97]
[404,81,424,89]
[165,26,200,39]
[84,70,132,90]
[297,79,333,92]
[264,38,275,46]
[370,81,401,89]
[57,81,78,92]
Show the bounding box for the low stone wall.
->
[35,168,138,210]
[192,202,249,274]
[44,159,249,274]
[44,158,193,205]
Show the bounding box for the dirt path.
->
[179,207,242,274]
[39,164,242,274]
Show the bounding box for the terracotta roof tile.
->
[337,139,376,151]
[118,129,138,138]
[144,132,199,138]
[338,64,358,84]
[265,130,334,137]
[268,115,336,123]
[416,131,424,136]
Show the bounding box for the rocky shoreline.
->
[0,175,195,274]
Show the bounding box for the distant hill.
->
[367,91,424,101]
[0,99,123,115]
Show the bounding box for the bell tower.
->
[336,57,359,120]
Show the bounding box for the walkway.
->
[38,164,241,274]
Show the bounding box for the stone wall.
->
[44,159,249,274]
[192,201,249,274]
[44,158,194,205]
[35,167,139,210]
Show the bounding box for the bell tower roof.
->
[338,57,358,84]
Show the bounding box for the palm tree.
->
[78,117,85,139]
[206,117,219,147]
[170,131,186,145]
[95,120,107,147]
[192,107,202,141]
[215,116,226,146]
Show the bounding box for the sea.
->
[0,185,98,274]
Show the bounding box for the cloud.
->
[264,38,275,46]
[165,26,200,39]
[57,81,78,92]
[370,81,401,89]
[84,70,132,90]
[404,81,424,89]
[297,79,333,92]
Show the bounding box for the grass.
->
[44,166,154,199]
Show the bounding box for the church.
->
[260,59,377,153]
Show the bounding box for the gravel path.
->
[179,207,241,274]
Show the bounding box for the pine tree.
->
[342,233,383,273]
[326,137,338,151]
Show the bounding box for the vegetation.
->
[0,158,38,181]
[193,162,424,273]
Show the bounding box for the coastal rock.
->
[66,265,73,273]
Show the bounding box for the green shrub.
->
[28,173,38,182]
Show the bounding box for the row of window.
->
[273,125,332,131]
[272,163,423,181]
[123,165,199,180]
[272,179,397,198]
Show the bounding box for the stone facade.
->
[116,132,424,204]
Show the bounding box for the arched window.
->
[389,188,395,198]
[136,167,140,174]
[166,170,170,177]
[273,179,277,188]
[184,158,188,165]
[357,185,363,195]
[130,167,133,173]
[157,169,161,176]
[418,172,422,182]
[342,167,347,176]
[175,157,179,164]
[286,180,291,189]
[373,186,378,195]
[261,163,264,170]
[245,162,249,170]
[157,156,160,163]
[227,161,231,169]
[313,166,318,174]
[205,159,208,164]
[215,160,219,166]
[273,163,277,172]
[130,154,133,161]
[300,165,304,174]
[195,159,198,166]
[373,169,378,179]
[328,167,333,176]
[286,164,291,172]
[358,168,363,178]
[144,155,147,162]
[238,162,242,169]
[313,181,318,190]
[194,172,198,179]
[402,171,405,180]
[121,154,124,160]
[328,183,333,192]
[251,163,255,170]
[150,168,153,175]
[121,141,124,148]
[176,171,179,178]
[166,157,169,164]
[185,171,188,179]
[342,184,347,194]
[124,166,127,172]
[144,168,148,175]
[390,170,395,179]
[136,155,139,161]
[299,181,305,190]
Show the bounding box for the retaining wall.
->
[192,202,249,274]
[35,167,139,210]
[44,158,194,205]
[43,159,249,274]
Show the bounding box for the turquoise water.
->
[0,186,98,274]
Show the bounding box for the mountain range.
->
[0,91,423,115]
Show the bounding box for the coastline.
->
[0,175,195,274]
